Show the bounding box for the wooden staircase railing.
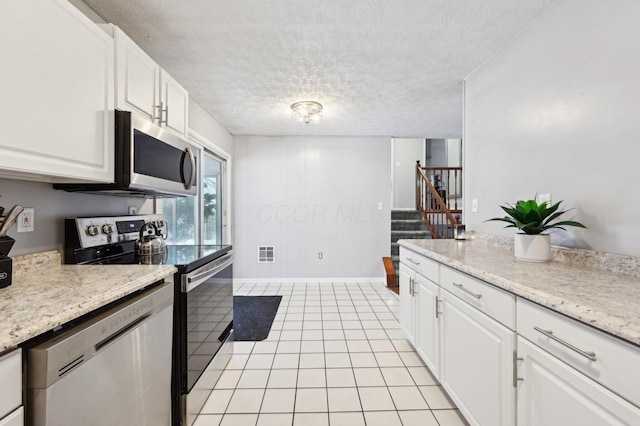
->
[415,161,462,239]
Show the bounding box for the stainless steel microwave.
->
[55,111,198,197]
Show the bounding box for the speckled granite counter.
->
[398,236,640,346]
[0,250,177,352]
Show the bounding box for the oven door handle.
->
[181,252,232,293]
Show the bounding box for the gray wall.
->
[464,0,640,256]
[392,138,424,209]
[233,135,391,280]
[0,178,151,255]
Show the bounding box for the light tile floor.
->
[193,282,468,426]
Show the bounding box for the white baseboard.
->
[234,277,386,284]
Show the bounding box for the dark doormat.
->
[233,295,282,341]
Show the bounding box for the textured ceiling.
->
[81,0,554,137]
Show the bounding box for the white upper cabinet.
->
[105,25,189,139]
[0,0,114,183]
[113,28,160,122]
[160,70,189,138]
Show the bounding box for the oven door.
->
[176,252,233,426]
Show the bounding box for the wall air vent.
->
[258,246,275,263]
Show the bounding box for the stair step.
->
[391,219,429,231]
[391,210,423,220]
[391,230,430,243]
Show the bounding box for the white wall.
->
[233,136,391,279]
[464,0,640,256]
[189,99,233,156]
[392,138,424,209]
[0,178,151,255]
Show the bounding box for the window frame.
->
[156,129,231,245]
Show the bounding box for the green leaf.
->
[539,201,561,222]
[486,198,586,235]
[547,220,587,229]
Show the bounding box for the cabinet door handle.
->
[512,350,524,387]
[153,103,161,122]
[452,283,482,299]
[533,326,597,361]
[406,257,421,266]
[409,277,414,296]
[435,295,441,318]
[154,102,167,124]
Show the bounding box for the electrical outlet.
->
[377,202,383,210]
[318,252,323,260]
[472,199,478,213]
[128,206,138,215]
[17,208,34,233]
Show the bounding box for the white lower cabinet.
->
[399,264,416,344]
[516,336,640,426]
[415,273,440,379]
[0,407,23,426]
[0,349,22,426]
[440,290,515,426]
[399,261,442,380]
[400,246,640,426]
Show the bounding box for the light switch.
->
[472,199,478,213]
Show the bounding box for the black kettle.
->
[135,223,167,263]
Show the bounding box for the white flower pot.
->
[514,234,551,262]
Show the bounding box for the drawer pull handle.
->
[452,283,482,299]
[406,257,421,266]
[534,326,597,361]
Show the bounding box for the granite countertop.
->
[398,236,640,347]
[0,251,177,352]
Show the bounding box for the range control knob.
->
[102,224,114,235]
[86,225,100,236]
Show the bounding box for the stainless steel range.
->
[64,214,234,426]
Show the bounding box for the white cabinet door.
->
[114,28,160,122]
[440,290,515,426]
[0,407,23,426]
[0,0,114,183]
[517,337,640,426]
[160,69,189,138]
[399,264,415,345]
[415,273,440,379]
[0,349,21,420]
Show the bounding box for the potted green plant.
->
[486,198,586,262]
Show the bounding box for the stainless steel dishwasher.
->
[26,282,174,426]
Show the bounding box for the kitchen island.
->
[398,235,640,426]
[0,250,177,352]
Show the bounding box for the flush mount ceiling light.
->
[290,101,323,124]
